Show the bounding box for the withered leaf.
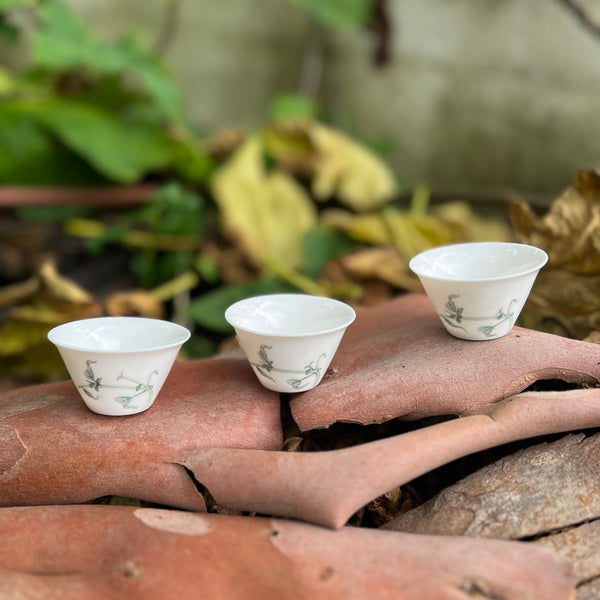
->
[266,119,398,212]
[211,136,317,270]
[0,260,101,378]
[511,169,600,339]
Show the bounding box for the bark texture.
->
[0,505,576,600]
[292,294,600,430]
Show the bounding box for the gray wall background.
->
[63,0,600,199]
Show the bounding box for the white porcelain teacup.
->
[409,242,548,341]
[225,293,356,393]
[48,317,190,415]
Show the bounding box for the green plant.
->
[0,0,213,185]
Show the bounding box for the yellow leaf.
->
[0,260,101,370]
[211,136,317,270]
[39,260,95,305]
[340,247,422,292]
[321,209,391,245]
[266,120,398,212]
[310,123,398,211]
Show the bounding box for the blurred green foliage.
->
[1,0,510,377]
[0,0,213,185]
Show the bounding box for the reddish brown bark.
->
[0,359,281,509]
[291,294,600,430]
[384,432,600,540]
[183,389,600,528]
[0,505,576,600]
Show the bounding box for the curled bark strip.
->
[384,432,600,540]
[291,294,600,430]
[182,388,600,529]
[0,505,576,600]
[0,360,281,510]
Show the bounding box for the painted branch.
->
[0,505,576,600]
[291,293,600,430]
[183,389,600,529]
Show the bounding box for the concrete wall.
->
[58,0,600,197]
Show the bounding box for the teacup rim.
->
[225,293,356,338]
[409,241,548,283]
[47,316,191,353]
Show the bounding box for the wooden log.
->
[383,432,600,599]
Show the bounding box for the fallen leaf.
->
[211,135,317,270]
[0,259,101,379]
[337,246,422,292]
[511,169,600,339]
[105,290,164,318]
[266,119,398,212]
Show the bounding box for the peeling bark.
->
[182,389,600,529]
[291,294,600,430]
[383,432,600,600]
[0,359,281,509]
[0,505,576,600]
[535,520,600,590]
[384,432,600,539]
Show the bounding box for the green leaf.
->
[31,2,183,123]
[0,104,106,184]
[285,0,371,29]
[183,334,218,359]
[188,279,294,333]
[138,182,204,236]
[301,226,357,278]
[32,0,93,70]
[270,94,316,120]
[120,34,183,123]
[15,205,92,222]
[0,67,17,95]
[0,17,19,44]
[33,98,174,183]
[0,0,38,10]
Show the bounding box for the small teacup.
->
[48,317,190,415]
[409,242,548,341]
[225,293,356,393]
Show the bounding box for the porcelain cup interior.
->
[48,317,190,415]
[409,242,548,341]
[225,293,356,393]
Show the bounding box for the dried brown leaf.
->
[511,169,600,338]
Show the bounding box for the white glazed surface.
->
[409,242,548,341]
[48,317,190,415]
[225,294,356,392]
